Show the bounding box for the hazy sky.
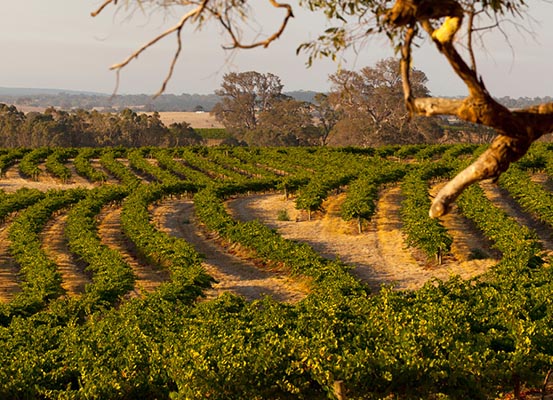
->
[1,1,552,97]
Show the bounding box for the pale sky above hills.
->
[1,1,552,97]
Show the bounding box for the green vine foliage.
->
[400,163,453,263]
[1,145,553,399]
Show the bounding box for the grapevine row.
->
[176,147,249,182]
[400,162,453,263]
[127,149,182,185]
[44,148,77,182]
[120,182,213,302]
[457,183,542,269]
[99,149,142,188]
[19,147,51,179]
[73,147,108,182]
[65,185,135,305]
[7,189,86,316]
[0,148,27,176]
[194,185,364,293]
[153,148,213,186]
[341,161,407,233]
[497,164,553,228]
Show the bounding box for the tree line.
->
[0,58,505,148]
[0,105,203,148]
[0,90,318,113]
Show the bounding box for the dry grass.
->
[227,190,497,292]
[142,111,223,129]
[14,106,223,130]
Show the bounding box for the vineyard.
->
[1,144,553,399]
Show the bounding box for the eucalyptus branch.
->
[221,0,294,49]
[91,0,118,17]
[107,8,198,73]
[156,24,184,97]
[93,0,294,95]
[466,4,477,74]
[400,25,416,112]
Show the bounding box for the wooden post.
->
[333,380,346,400]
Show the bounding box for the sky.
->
[1,1,552,97]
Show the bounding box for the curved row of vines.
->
[0,143,553,399]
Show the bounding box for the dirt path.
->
[41,212,92,296]
[0,218,21,302]
[0,164,92,193]
[530,171,553,192]
[227,189,496,292]
[430,183,498,274]
[89,159,121,185]
[66,161,97,187]
[480,180,553,255]
[151,198,308,303]
[97,205,170,296]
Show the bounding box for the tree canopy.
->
[327,58,443,146]
[0,105,202,148]
[92,0,553,217]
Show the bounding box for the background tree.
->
[0,104,25,147]
[254,98,320,146]
[311,93,340,146]
[212,71,284,133]
[327,58,443,147]
[168,122,204,146]
[93,0,553,216]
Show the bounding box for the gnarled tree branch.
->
[388,0,551,218]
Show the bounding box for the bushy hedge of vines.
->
[0,144,553,399]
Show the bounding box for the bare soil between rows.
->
[0,217,20,302]
[97,205,170,297]
[227,188,498,292]
[0,164,95,192]
[3,169,553,303]
[151,198,309,303]
[41,211,92,296]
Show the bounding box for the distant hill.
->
[0,87,105,96]
[8,87,547,113]
[285,90,319,103]
[0,87,322,112]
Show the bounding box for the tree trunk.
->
[333,380,347,400]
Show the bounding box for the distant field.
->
[13,106,223,129]
[144,111,223,129]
